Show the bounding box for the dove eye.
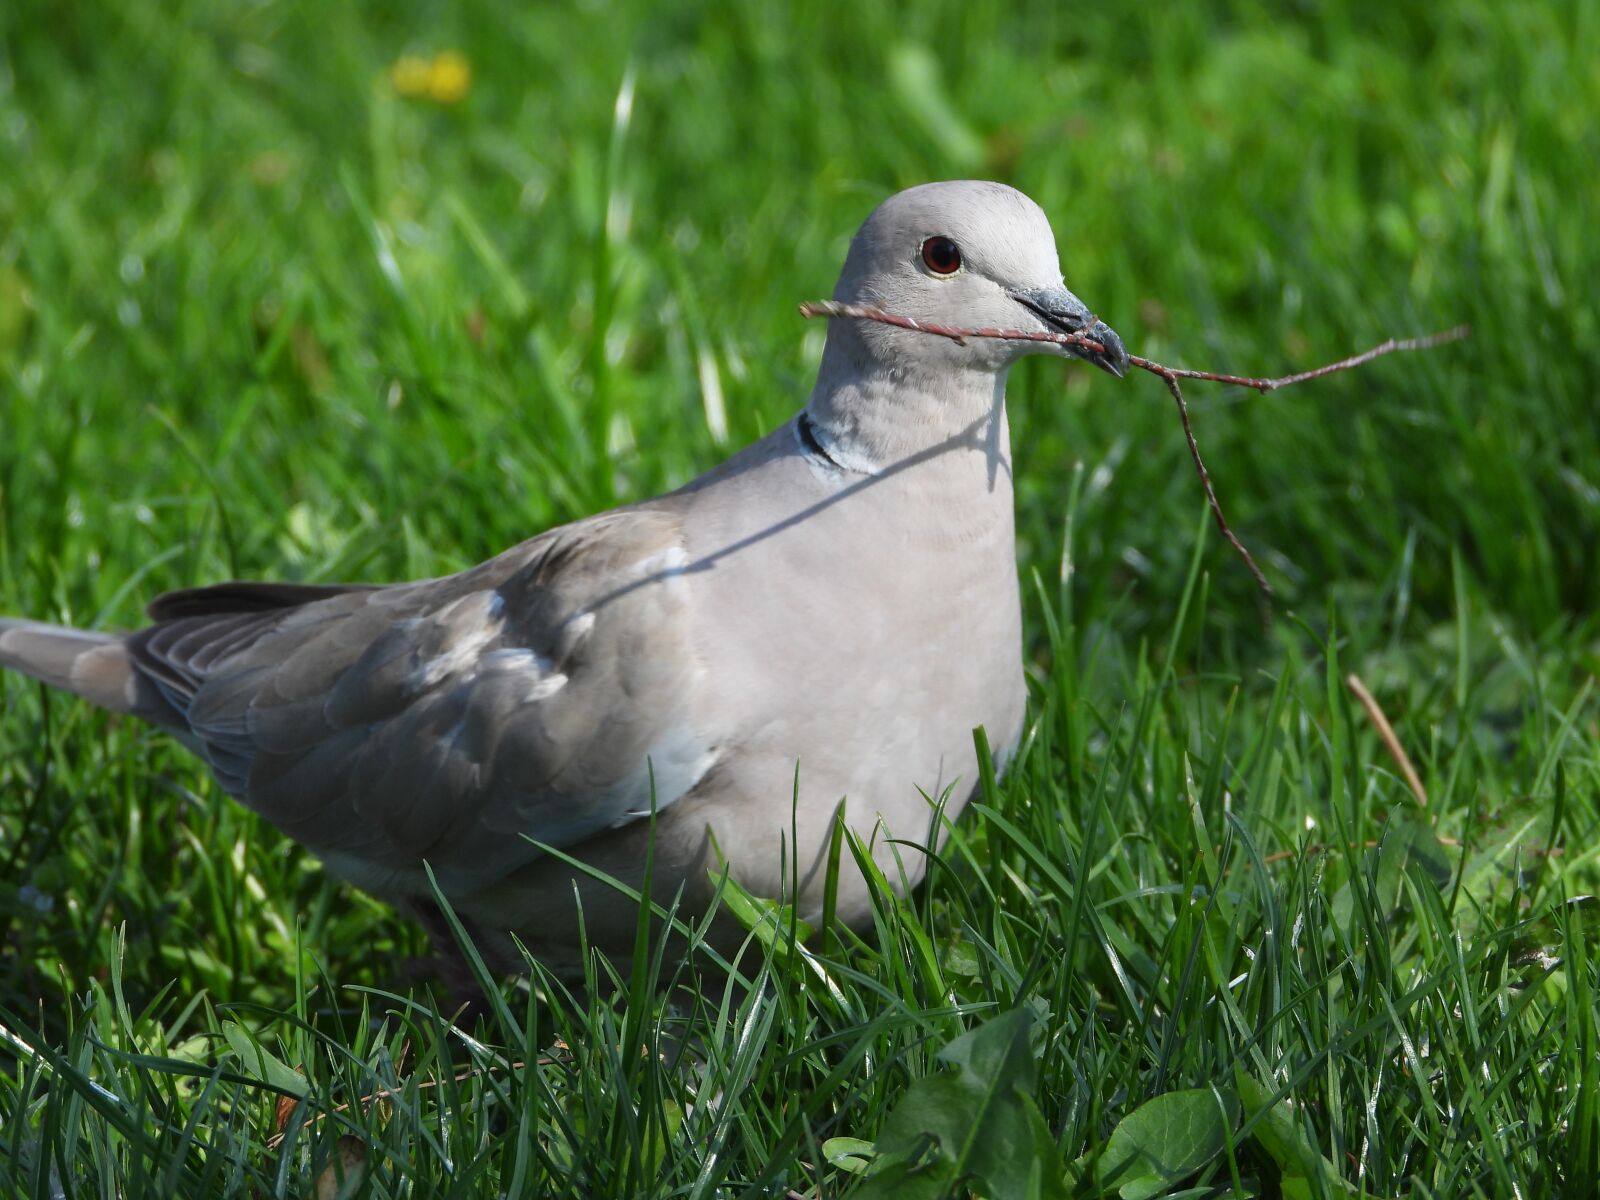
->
[920,236,962,275]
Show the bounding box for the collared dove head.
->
[828,180,1128,377]
[807,180,1127,473]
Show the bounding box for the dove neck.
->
[803,337,1013,488]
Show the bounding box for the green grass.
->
[2,0,1598,1194]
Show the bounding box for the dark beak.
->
[1008,287,1129,378]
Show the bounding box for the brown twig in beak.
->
[799,300,1468,607]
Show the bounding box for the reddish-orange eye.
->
[920,235,962,275]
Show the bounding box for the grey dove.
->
[0,180,1127,974]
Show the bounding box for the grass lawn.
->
[2,0,1598,1194]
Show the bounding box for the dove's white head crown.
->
[805,180,1125,474]
[835,182,1067,367]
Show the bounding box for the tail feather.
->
[0,618,166,719]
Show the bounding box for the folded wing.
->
[125,508,709,898]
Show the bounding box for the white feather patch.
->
[634,545,690,578]
[618,736,719,822]
[481,647,568,703]
[409,591,504,689]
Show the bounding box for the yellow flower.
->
[389,50,472,106]
[426,50,471,105]
[389,54,433,98]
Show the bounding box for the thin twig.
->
[1150,366,1273,600]
[1345,673,1428,807]
[799,301,1468,603]
[1261,838,1383,865]
[799,301,1108,353]
[264,1056,550,1150]
[1128,326,1470,392]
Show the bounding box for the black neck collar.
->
[796,412,842,469]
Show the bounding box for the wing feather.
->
[122,509,708,899]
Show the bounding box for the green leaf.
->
[716,873,816,946]
[857,1008,1066,1200]
[1096,1087,1238,1199]
[1456,807,1551,915]
[823,1137,877,1176]
[221,1021,307,1098]
[1235,1071,1372,1198]
[1373,814,1454,912]
[855,1156,959,1200]
[1235,1071,1319,1178]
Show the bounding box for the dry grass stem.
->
[1346,672,1429,807]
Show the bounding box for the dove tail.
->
[0,618,155,717]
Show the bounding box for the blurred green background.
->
[1,0,1599,1194]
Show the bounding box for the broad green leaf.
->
[854,1156,959,1200]
[1097,1087,1238,1199]
[1373,815,1453,911]
[1457,807,1551,915]
[1236,1071,1373,1198]
[716,874,816,946]
[822,1137,877,1176]
[221,1021,308,1098]
[857,1008,1066,1200]
[1235,1070,1320,1178]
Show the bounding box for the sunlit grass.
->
[1,0,1598,1194]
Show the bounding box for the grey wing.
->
[128,509,710,899]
